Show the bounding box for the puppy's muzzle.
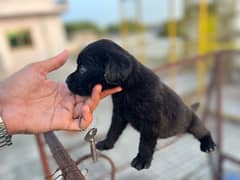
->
[66,74,79,94]
[66,75,72,85]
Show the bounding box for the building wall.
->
[0,0,60,15]
[0,15,66,73]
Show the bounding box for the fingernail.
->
[78,115,84,129]
[54,49,65,55]
[58,49,69,58]
[60,49,68,54]
[97,84,102,91]
[86,106,90,112]
[83,106,90,113]
[117,87,123,92]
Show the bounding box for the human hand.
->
[0,51,122,134]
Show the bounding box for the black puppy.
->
[66,39,216,170]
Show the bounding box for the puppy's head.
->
[66,39,133,96]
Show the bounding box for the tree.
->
[158,20,183,38]
[64,21,101,37]
[105,20,145,34]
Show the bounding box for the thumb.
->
[39,50,69,73]
[66,106,93,131]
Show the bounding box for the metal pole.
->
[215,52,223,180]
[35,135,52,180]
[135,0,146,63]
[168,0,177,88]
[119,0,129,49]
[44,132,85,180]
[198,0,208,96]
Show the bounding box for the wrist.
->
[0,105,17,135]
[0,116,12,147]
[0,84,14,135]
[0,84,3,114]
[0,86,4,122]
[0,91,12,146]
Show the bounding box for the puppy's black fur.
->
[66,39,216,170]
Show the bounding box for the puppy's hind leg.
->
[188,113,216,153]
[96,113,128,150]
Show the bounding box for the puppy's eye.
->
[79,66,87,74]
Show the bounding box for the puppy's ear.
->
[104,52,132,85]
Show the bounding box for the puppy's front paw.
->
[96,140,114,150]
[131,155,152,170]
[200,134,216,153]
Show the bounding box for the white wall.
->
[0,15,66,73]
[0,0,59,16]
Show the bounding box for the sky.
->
[61,0,183,27]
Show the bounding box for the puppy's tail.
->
[190,102,200,112]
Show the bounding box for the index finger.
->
[39,50,69,73]
[100,86,122,99]
[84,84,102,112]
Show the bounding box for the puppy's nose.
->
[66,76,72,84]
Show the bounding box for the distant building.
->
[0,0,68,74]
